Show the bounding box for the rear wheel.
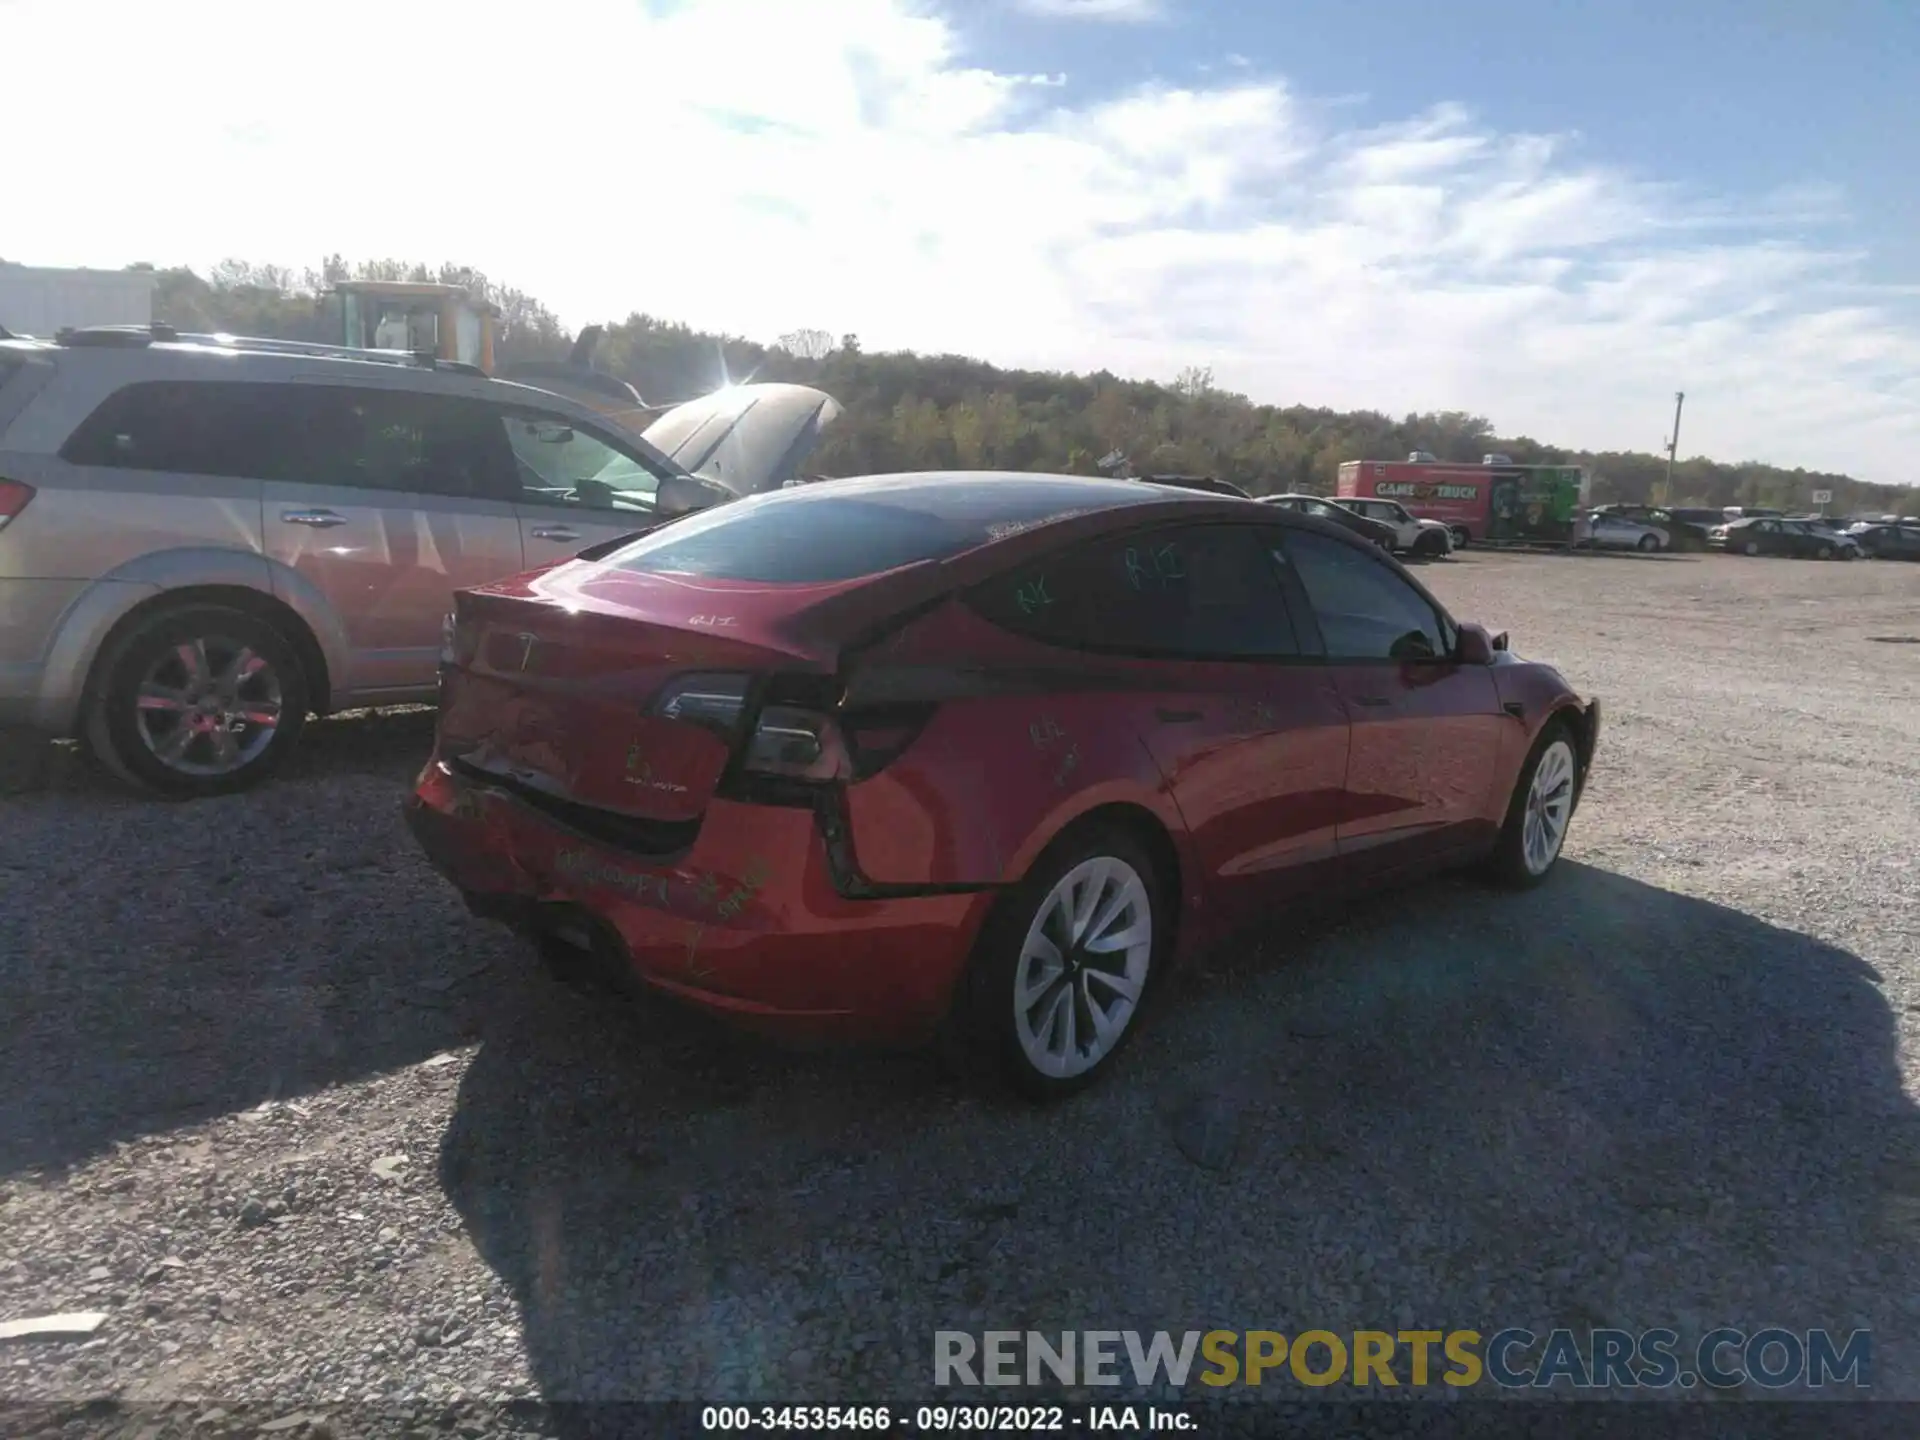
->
[1742,539,1761,556]
[1485,720,1580,889]
[1637,533,1658,552]
[960,827,1166,1100]
[1817,543,1834,560]
[84,602,308,799]
[1449,526,1470,549]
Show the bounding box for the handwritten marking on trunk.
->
[554,849,670,904]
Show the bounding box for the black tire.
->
[1816,544,1834,561]
[957,824,1169,1101]
[84,602,309,799]
[1742,539,1761,556]
[1484,719,1581,890]
[1449,527,1470,550]
[1414,531,1445,558]
[1637,533,1658,552]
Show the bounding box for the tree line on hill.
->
[147,259,1917,517]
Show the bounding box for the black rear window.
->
[609,478,1148,584]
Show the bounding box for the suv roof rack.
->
[54,322,179,347]
[49,323,489,375]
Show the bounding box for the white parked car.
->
[1330,497,1454,556]
[1574,512,1669,552]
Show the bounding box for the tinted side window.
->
[969,523,1301,659]
[60,381,513,499]
[60,381,299,479]
[295,387,511,499]
[503,409,666,513]
[1279,529,1449,661]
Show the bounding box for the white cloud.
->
[5,0,1915,481]
[1014,0,1168,20]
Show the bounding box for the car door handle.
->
[280,509,346,529]
[1155,707,1205,723]
[530,526,581,542]
[1351,696,1392,708]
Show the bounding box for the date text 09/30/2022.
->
[700,1405,1195,1433]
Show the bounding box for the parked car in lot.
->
[0,326,739,796]
[1573,511,1669,552]
[407,472,1601,1097]
[1328,496,1454,556]
[1590,504,1711,551]
[1710,516,1863,560]
[1848,522,1920,560]
[1260,492,1399,550]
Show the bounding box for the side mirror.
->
[656,471,734,517]
[1455,622,1497,665]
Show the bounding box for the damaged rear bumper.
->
[404,761,994,1042]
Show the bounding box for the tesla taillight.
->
[650,672,754,740]
[742,706,852,782]
[736,700,937,785]
[839,703,937,779]
[0,478,35,530]
[439,613,482,669]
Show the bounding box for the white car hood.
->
[640,383,844,497]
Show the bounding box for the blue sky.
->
[984,0,1919,280]
[9,0,1919,481]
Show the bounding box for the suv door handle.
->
[281,509,346,529]
[1351,695,1392,708]
[530,526,581,542]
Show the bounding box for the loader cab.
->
[335,280,498,371]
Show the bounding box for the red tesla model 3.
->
[405,472,1599,1097]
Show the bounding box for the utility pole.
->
[1661,391,1685,505]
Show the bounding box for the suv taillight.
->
[0,479,35,530]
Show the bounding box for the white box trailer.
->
[0,263,155,337]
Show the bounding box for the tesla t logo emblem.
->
[513,633,538,671]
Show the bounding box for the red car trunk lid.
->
[437,567,846,822]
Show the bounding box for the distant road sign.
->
[1812,489,1834,505]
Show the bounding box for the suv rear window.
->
[60,381,294,478]
[609,484,1118,584]
[60,380,511,498]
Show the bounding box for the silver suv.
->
[0,325,730,797]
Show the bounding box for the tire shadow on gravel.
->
[436,860,1914,1407]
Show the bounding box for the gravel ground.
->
[2,550,1918,1431]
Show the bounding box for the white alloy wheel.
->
[1521,739,1577,877]
[1012,856,1153,1081]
